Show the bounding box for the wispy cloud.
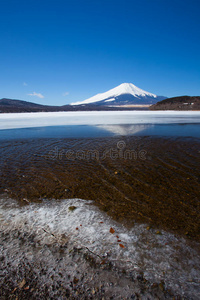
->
[63,92,69,96]
[28,92,44,99]
[23,82,28,86]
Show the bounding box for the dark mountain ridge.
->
[1,95,200,113]
[0,98,43,107]
[0,98,63,113]
[0,98,150,113]
[150,96,200,110]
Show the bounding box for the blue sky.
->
[0,0,200,105]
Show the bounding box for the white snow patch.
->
[0,196,200,298]
[104,98,115,102]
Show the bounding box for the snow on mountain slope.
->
[71,83,165,106]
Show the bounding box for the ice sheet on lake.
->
[0,197,199,298]
[0,111,200,130]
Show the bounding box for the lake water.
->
[0,111,200,140]
[1,112,200,299]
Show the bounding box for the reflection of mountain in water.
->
[97,124,154,135]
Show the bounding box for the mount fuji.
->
[71,83,167,106]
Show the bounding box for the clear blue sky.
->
[0,0,200,105]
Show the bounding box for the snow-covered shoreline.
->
[0,196,199,299]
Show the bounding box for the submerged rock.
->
[68,205,77,212]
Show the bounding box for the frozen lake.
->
[0,111,200,139]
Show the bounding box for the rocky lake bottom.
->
[0,135,200,299]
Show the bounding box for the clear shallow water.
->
[0,125,113,140]
[0,123,200,140]
[1,112,200,299]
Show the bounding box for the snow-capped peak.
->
[112,83,157,98]
[71,83,157,105]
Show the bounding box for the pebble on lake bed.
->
[68,206,77,212]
